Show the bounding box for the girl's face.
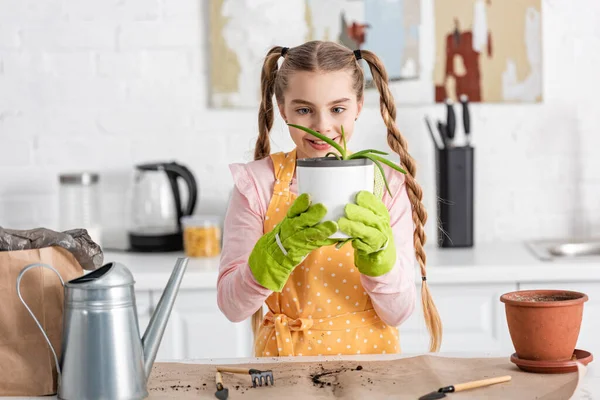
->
[278,70,363,160]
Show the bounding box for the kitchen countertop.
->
[193,352,599,399]
[5,352,597,399]
[103,242,600,290]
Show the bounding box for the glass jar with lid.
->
[180,215,222,257]
[58,172,102,246]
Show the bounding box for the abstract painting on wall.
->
[433,0,542,103]
[209,0,421,108]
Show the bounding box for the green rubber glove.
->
[249,193,338,292]
[337,191,396,277]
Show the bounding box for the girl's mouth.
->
[306,136,340,152]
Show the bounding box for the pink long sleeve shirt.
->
[217,155,417,328]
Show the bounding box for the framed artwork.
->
[433,0,543,103]
[209,0,422,108]
[208,0,543,107]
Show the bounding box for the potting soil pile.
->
[147,355,585,399]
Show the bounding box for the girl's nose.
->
[311,113,332,134]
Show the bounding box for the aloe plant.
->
[288,123,407,198]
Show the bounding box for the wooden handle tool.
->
[452,375,511,392]
[216,366,274,387]
[216,366,251,375]
[214,371,229,400]
[419,375,511,400]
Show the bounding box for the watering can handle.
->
[16,263,65,382]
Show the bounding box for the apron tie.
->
[264,312,313,356]
[262,309,389,356]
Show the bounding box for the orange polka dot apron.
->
[254,149,400,357]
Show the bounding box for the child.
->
[218,41,442,357]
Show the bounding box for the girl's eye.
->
[332,107,345,114]
[296,108,311,115]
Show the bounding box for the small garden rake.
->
[216,366,274,388]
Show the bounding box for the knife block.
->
[435,146,474,248]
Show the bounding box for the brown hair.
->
[252,41,442,352]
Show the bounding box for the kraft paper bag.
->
[0,246,84,396]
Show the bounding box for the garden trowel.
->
[214,371,228,400]
[419,375,511,399]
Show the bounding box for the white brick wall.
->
[0,0,599,246]
[21,23,117,50]
[118,22,199,49]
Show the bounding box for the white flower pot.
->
[296,157,375,239]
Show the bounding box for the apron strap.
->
[270,149,297,184]
[269,149,297,200]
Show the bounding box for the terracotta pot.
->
[500,290,588,361]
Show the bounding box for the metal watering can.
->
[16,257,188,400]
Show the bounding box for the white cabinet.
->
[133,281,597,360]
[519,282,600,358]
[399,283,517,354]
[142,289,253,361]
[135,290,152,335]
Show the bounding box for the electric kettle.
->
[17,257,188,400]
[129,161,198,252]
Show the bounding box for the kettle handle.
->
[16,263,64,381]
[164,162,198,217]
[177,164,198,216]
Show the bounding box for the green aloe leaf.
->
[363,154,393,197]
[372,155,407,175]
[335,238,352,249]
[341,125,347,156]
[287,123,345,158]
[325,152,341,160]
[347,149,388,159]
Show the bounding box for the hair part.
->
[251,41,442,353]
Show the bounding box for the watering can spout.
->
[142,257,188,379]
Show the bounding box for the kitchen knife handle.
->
[445,99,456,140]
[460,94,470,135]
[425,116,444,150]
[453,375,511,392]
[437,121,448,147]
[217,366,251,375]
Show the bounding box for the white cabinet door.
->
[399,283,517,354]
[153,289,253,360]
[135,290,153,336]
[153,289,185,361]
[519,282,600,358]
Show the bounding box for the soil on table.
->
[310,364,367,390]
[146,355,581,399]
